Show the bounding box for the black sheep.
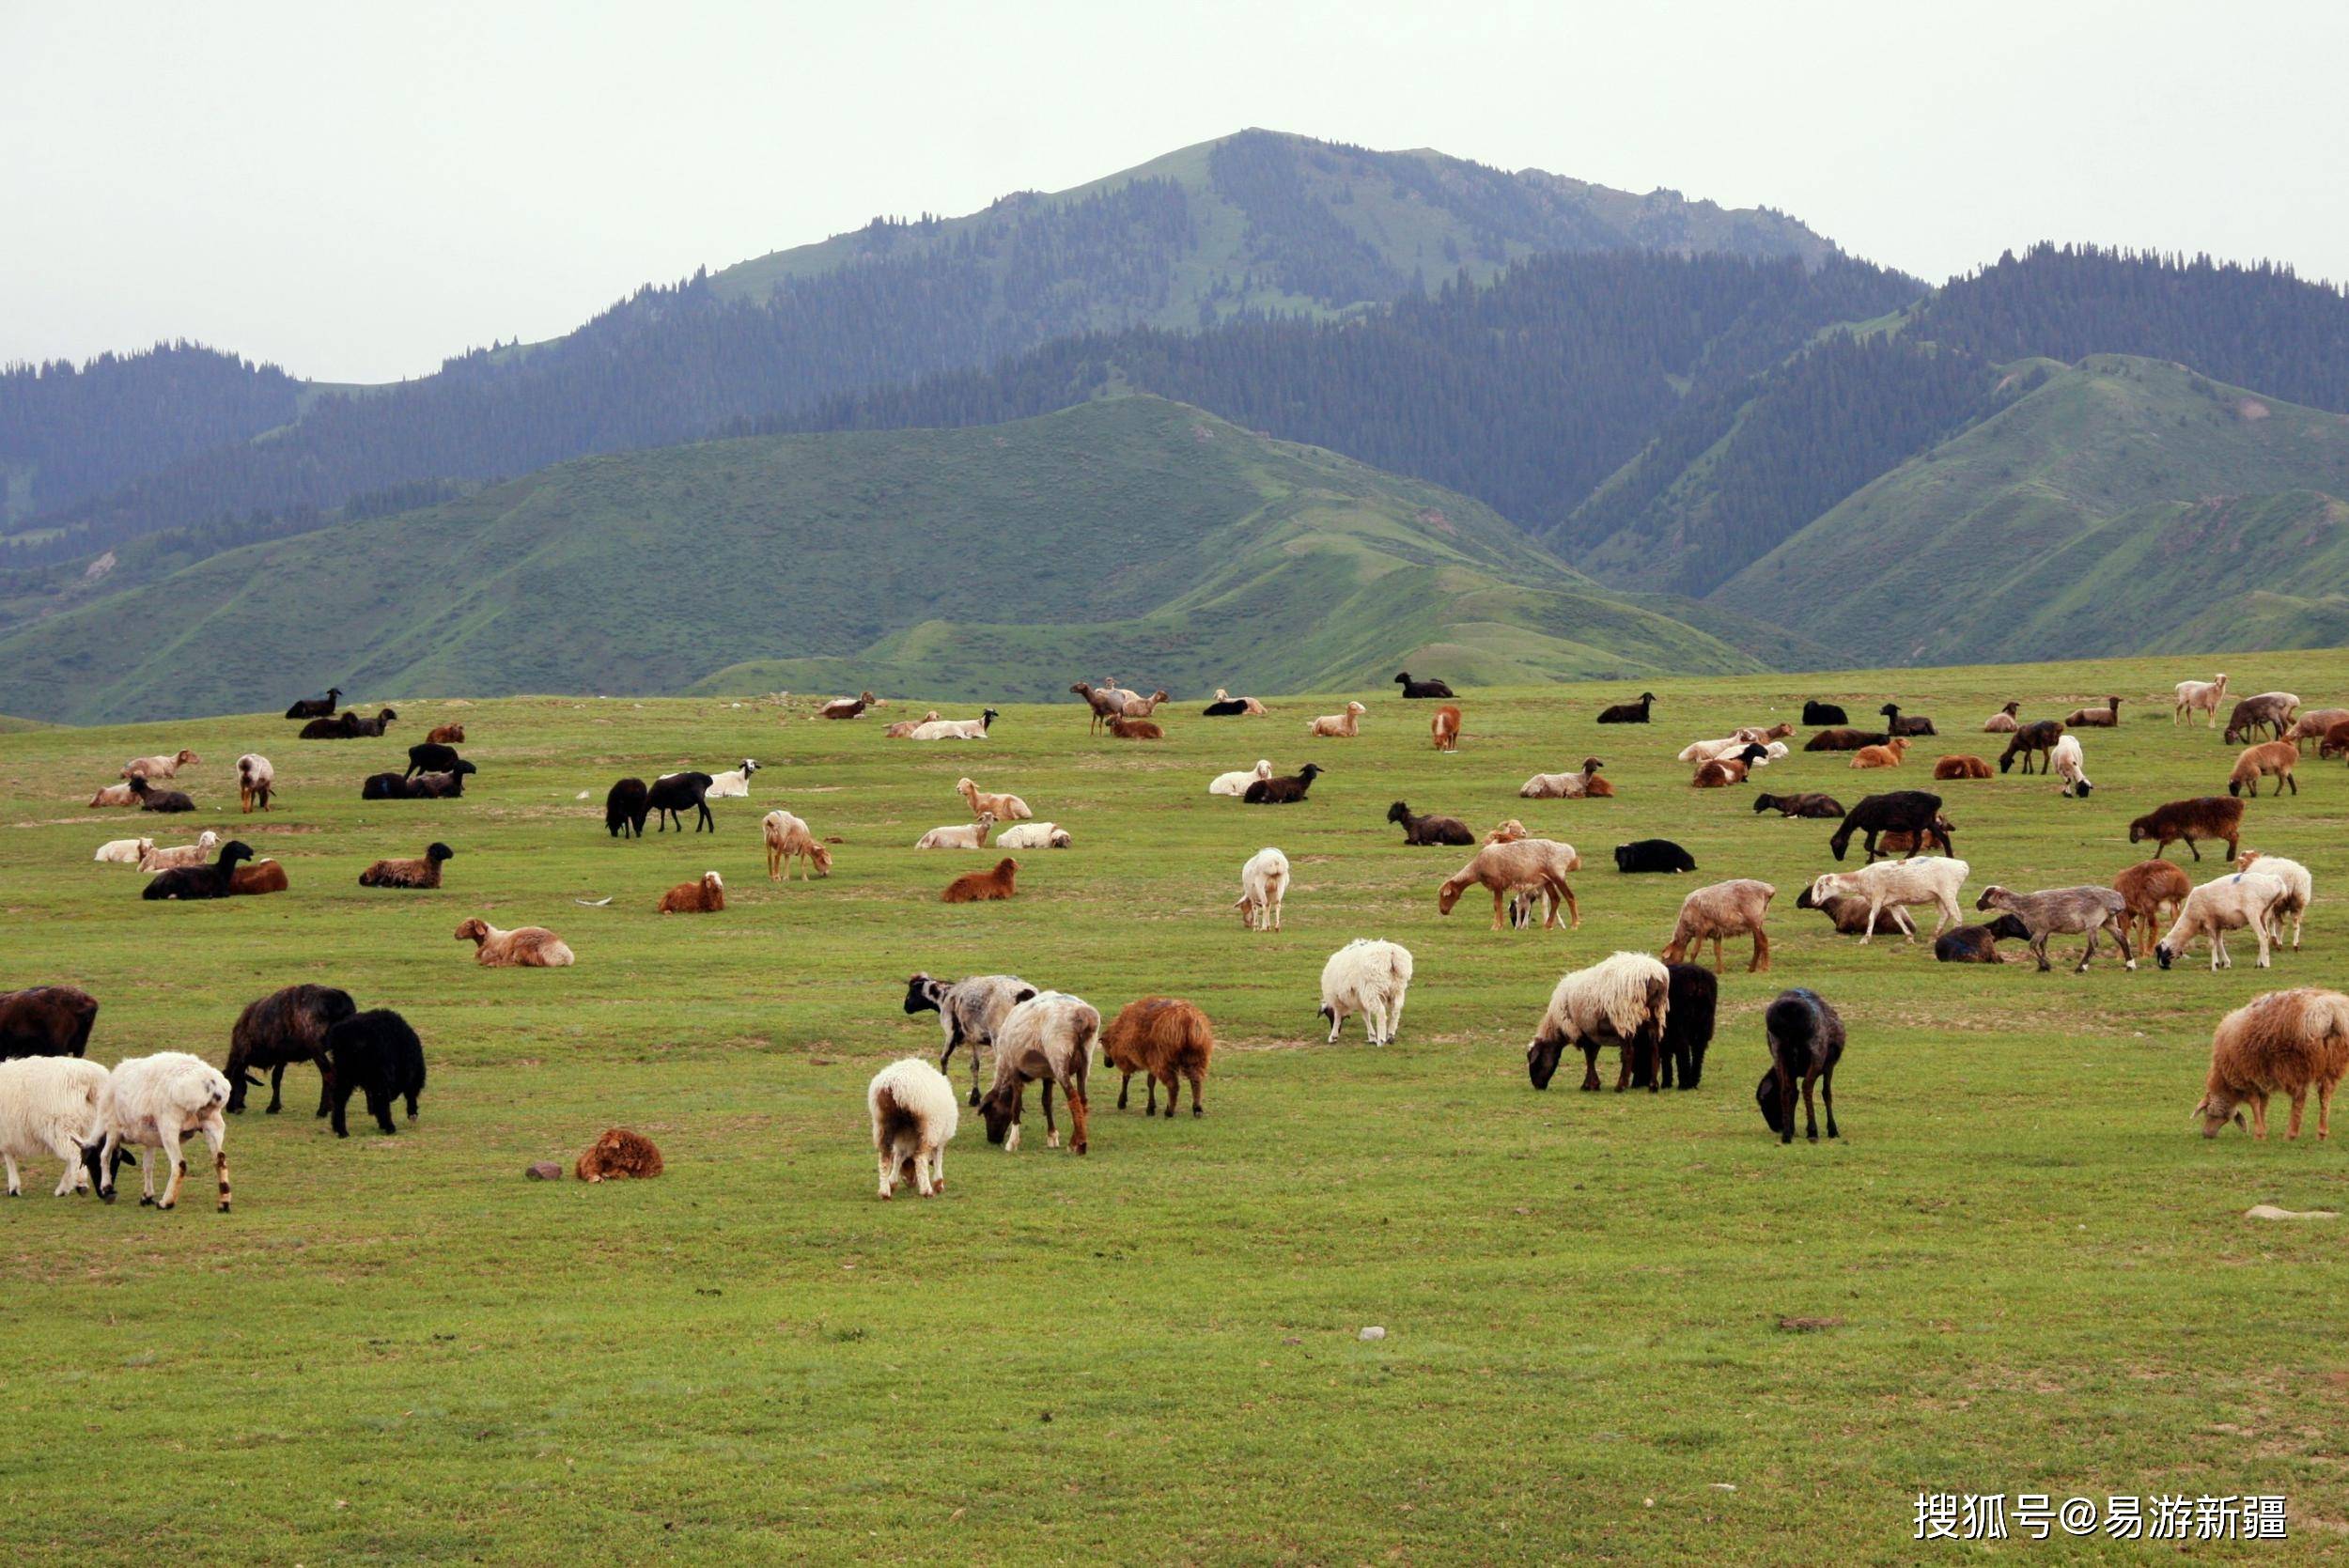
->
[1387,800,1473,846]
[129,776,194,813]
[1879,703,1937,737]
[1752,791,1845,819]
[1641,964,1719,1091]
[1243,763,1323,804]
[1805,727,1889,752]
[344,707,398,737]
[0,986,100,1061]
[1596,691,1656,724]
[405,741,463,778]
[1935,915,2031,963]
[142,840,254,900]
[226,984,358,1114]
[1999,720,2065,774]
[1801,700,1848,725]
[300,715,350,739]
[1827,791,1948,862]
[1202,697,1250,717]
[323,1009,427,1137]
[647,770,715,832]
[1394,671,1455,700]
[1613,839,1695,874]
[284,686,342,720]
[605,778,651,838]
[1758,989,1844,1144]
[362,771,416,800]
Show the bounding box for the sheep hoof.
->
[877,1188,893,1201]
[1046,1132,1060,1149]
[139,1196,154,1207]
[157,1200,174,1211]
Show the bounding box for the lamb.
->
[646,770,715,832]
[425,722,466,745]
[2051,734,2093,797]
[903,972,1038,1106]
[1439,839,1580,930]
[0,1056,110,1196]
[575,1128,662,1181]
[1209,760,1274,796]
[604,778,650,838]
[1827,790,1949,862]
[1974,884,2133,971]
[1848,737,1909,769]
[656,871,726,913]
[1119,689,1171,718]
[81,1051,234,1211]
[2129,796,2245,862]
[1659,879,1775,973]
[236,753,275,812]
[137,831,222,873]
[88,783,137,807]
[225,984,358,1113]
[2064,696,2123,727]
[1202,687,1268,717]
[230,860,288,897]
[1595,691,1656,724]
[1758,989,1843,1144]
[2234,851,2312,952]
[1243,762,1323,804]
[321,1009,426,1138]
[1983,701,2022,733]
[1106,714,1164,740]
[996,821,1071,849]
[910,709,999,741]
[1613,839,1695,874]
[914,812,998,850]
[957,776,1033,820]
[704,759,760,799]
[2154,872,2290,970]
[121,749,199,781]
[1805,727,1888,752]
[883,710,941,739]
[1070,683,1124,734]
[762,810,832,879]
[1388,800,1474,846]
[2228,739,2298,797]
[2173,674,2229,727]
[455,917,575,968]
[1934,914,2033,963]
[1317,939,1414,1046]
[284,686,343,721]
[941,858,1019,904]
[868,1057,957,1197]
[1519,758,1611,799]
[2223,691,2301,745]
[1878,703,1936,737]
[820,691,879,720]
[128,775,194,813]
[1430,705,1461,752]
[1694,743,1769,786]
[1797,856,1971,943]
[141,840,254,900]
[93,836,155,865]
[0,986,100,1061]
[1236,846,1290,931]
[1524,951,1671,1092]
[358,842,456,890]
[405,741,464,779]
[1933,754,1992,780]
[2193,987,2349,1140]
[1307,701,1367,738]
[1101,997,1214,1117]
[2113,859,2194,961]
[977,991,1101,1154]
[1800,701,1848,725]
[1752,791,1843,819]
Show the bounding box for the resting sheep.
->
[996,821,1071,850]
[2155,873,2289,970]
[1237,846,1290,932]
[94,836,154,865]
[2194,987,2349,1141]
[0,1056,110,1196]
[1801,701,1847,725]
[137,831,221,873]
[1389,801,1473,846]
[1933,755,1992,780]
[1101,998,1214,1117]
[868,1056,957,1197]
[915,813,999,850]
[883,710,941,739]
[1439,839,1580,930]
[2223,691,2300,745]
[2228,739,2297,797]
[455,917,574,968]
[2064,696,2123,727]
[122,749,198,781]
[231,860,288,897]
[1614,839,1696,875]
[1209,760,1274,797]
[1394,672,1455,699]
[1519,758,1611,799]
[703,759,760,799]
[2128,796,2244,862]
[1524,951,1671,1093]
[1595,692,1655,724]
[284,686,342,720]
[1106,715,1163,740]
[1974,885,2133,971]
[1878,703,1936,737]
[129,776,194,813]
[83,1051,235,1211]
[1805,727,1888,752]
[1758,990,1843,1144]
[1849,737,1908,769]
[1983,701,2021,733]
[1798,856,1970,943]
[575,1128,663,1181]
[1694,744,1768,786]
[957,777,1032,821]
[2173,675,2228,727]
[821,691,879,720]
[141,840,254,900]
[762,810,832,879]
[910,709,998,741]
[2234,851,2312,952]
[1809,895,1906,938]
[1307,701,1367,738]
[1203,687,1268,717]
[1244,763,1323,804]
[941,858,1019,903]
[236,753,274,812]
[1660,879,1775,973]
[0,986,100,1062]
[657,871,726,913]
[1317,939,1414,1046]
[2113,859,2194,960]
[1752,791,1843,819]
[425,722,466,745]
[359,842,456,889]
[978,991,1100,1154]
[903,972,1037,1106]
[1933,915,2033,963]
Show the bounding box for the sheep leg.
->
[1801,1072,1820,1142]
[1159,1071,1178,1117]
[876,1144,901,1199]
[154,1117,185,1209]
[315,1062,335,1119]
[2286,1090,2309,1141]
[198,1116,229,1212]
[1186,1066,1206,1117]
[1749,926,1770,973]
[1067,1083,1091,1156]
[1579,1042,1602,1093]
[1145,1075,1159,1115]
[1556,877,1579,930]
[929,1142,946,1193]
[1489,886,1506,931]
[1710,936,1724,974]
[1388,986,1406,1044]
[2248,1094,2270,1140]
[1821,1070,1838,1139]
[266,1063,285,1114]
[1777,1076,1797,1145]
[2317,1080,2333,1141]
[2211,930,2229,970]
[1929,894,1958,939]
[370,1089,397,1136]
[2030,933,2051,972]
[2253,919,2273,969]
[1042,1080,1058,1149]
[2,1153,16,1197]
[1117,1069,1132,1110]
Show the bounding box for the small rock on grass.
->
[525,1161,563,1181]
[2246,1203,2337,1221]
[1359,1326,1386,1342]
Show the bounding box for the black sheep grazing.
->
[605,778,650,838]
[1752,791,1846,819]
[225,983,358,1114]
[1758,988,1844,1144]
[1243,763,1323,804]
[0,986,100,1061]
[1595,691,1656,724]
[1827,791,1948,862]
[1999,720,2065,774]
[408,763,476,800]
[1394,671,1455,700]
[129,775,194,813]
[284,686,342,720]
[1879,703,1937,737]
[1613,839,1696,874]
[1387,800,1473,846]
[1202,697,1250,717]
[405,741,462,778]
[142,840,254,900]
[1805,727,1889,752]
[1641,964,1719,1091]
[1935,914,2031,963]
[647,771,715,832]
[362,771,416,800]
[323,1009,427,1138]
[1801,700,1848,725]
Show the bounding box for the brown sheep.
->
[1810,894,1905,937]
[1693,744,1766,787]
[2222,691,2299,745]
[2113,859,2193,961]
[2063,697,2123,727]
[2127,797,2245,862]
[1519,758,1611,798]
[121,749,199,781]
[1099,997,1214,1117]
[1120,688,1171,718]
[1982,701,2021,733]
[230,860,288,896]
[1437,839,1580,930]
[455,917,575,967]
[2195,987,2349,1141]
[762,810,832,880]
[657,871,725,913]
[1107,715,1163,740]
[1306,701,1367,738]
[2283,708,2349,751]
[1659,878,1775,973]
[1933,755,1993,780]
[88,782,137,807]
[360,843,455,889]
[1431,705,1460,752]
[819,691,878,720]
[2228,740,2298,797]
[1849,737,1908,769]
[883,709,941,739]
[1874,816,1956,858]
[2316,719,2349,759]
[425,722,466,745]
[1069,683,1125,734]
[942,858,1019,904]
[575,1127,663,1181]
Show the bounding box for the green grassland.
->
[4,652,2347,1563]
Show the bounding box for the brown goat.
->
[657,871,726,913]
[1693,744,1766,787]
[2127,797,2244,862]
[942,858,1019,904]
[1099,997,1214,1117]
[575,1127,664,1181]
[2196,987,2349,1141]
[1982,701,2022,733]
[1932,754,1993,780]
[1431,705,1460,752]
[426,722,466,745]
[2228,740,2298,797]
[1660,878,1775,973]
[1811,894,1905,937]
[1069,683,1124,734]
[2112,859,2192,961]
[1107,715,1163,740]
[455,917,574,967]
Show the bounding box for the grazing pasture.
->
[2,656,2346,1563]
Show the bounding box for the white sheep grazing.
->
[2156,872,2289,971]
[1307,701,1367,738]
[94,836,155,865]
[996,821,1071,849]
[236,753,275,812]
[1208,759,1274,797]
[704,759,760,799]
[136,831,223,873]
[86,1051,234,1212]
[867,1056,958,1199]
[914,812,998,850]
[980,991,1102,1153]
[2050,734,2092,797]
[910,709,998,741]
[1237,846,1290,931]
[1803,857,1972,943]
[2174,674,2229,726]
[1317,938,1413,1045]
[1525,951,1672,1091]
[2235,851,2313,951]
[0,1057,110,1196]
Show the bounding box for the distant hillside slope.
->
[0,398,1786,724]
[1717,357,2349,663]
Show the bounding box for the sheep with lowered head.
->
[1318,939,1413,1046]
[1237,846,1290,932]
[978,991,1101,1154]
[996,821,1071,850]
[0,1056,110,1196]
[1659,879,1775,973]
[2233,850,2313,952]
[2193,986,2349,1140]
[1525,951,1671,1093]
[868,1056,958,1198]
[2155,872,2290,971]
[1798,857,1970,944]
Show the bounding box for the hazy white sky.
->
[6,1,2343,383]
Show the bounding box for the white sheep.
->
[94,836,155,865]
[1524,951,1672,1091]
[2156,872,2290,971]
[996,821,1071,849]
[910,709,999,740]
[904,971,1037,1106]
[1317,939,1413,1045]
[1237,846,1290,931]
[979,991,1101,1153]
[2174,674,2229,727]
[867,1056,958,1199]
[704,759,760,799]
[236,753,275,812]
[2235,851,2313,951]
[1307,701,1367,738]
[914,812,998,850]
[136,831,223,873]
[0,1056,110,1196]
[1208,759,1274,797]
[120,749,198,781]
[1802,857,1972,943]
[86,1051,234,1212]
[2050,734,2092,797]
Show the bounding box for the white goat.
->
[94,836,155,865]
[0,1057,109,1196]
[1208,760,1274,797]
[914,812,998,850]
[1237,846,1290,932]
[1803,857,1971,943]
[86,1051,234,1212]
[1317,939,1413,1045]
[995,821,1071,849]
[2156,872,2290,971]
[704,759,760,799]
[868,1057,958,1199]
[2235,851,2313,952]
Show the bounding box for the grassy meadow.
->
[3,653,2346,1563]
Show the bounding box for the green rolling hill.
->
[0,397,1795,724]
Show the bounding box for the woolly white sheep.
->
[914,812,998,850]
[0,1056,109,1196]
[868,1056,958,1199]
[1524,951,1672,1091]
[1317,939,1413,1045]
[910,710,999,740]
[704,759,760,799]
[2155,872,2289,971]
[978,991,1101,1153]
[957,777,1032,820]
[94,836,155,865]
[85,1051,234,1211]
[1208,760,1274,797]
[2235,851,2313,951]
[236,753,276,812]
[1801,857,1971,943]
[2050,734,2092,797]
[2173,675,2229,726]
[996,821,1071,849]
[1237,846,1290,932]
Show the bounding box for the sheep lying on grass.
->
[1519,758,1610,799]
[93,836,154,865]
[657,871,726,913]
[137,831,221,873]
[914,814,998,850]
[1307,701,1367,738]
[2195,987,2349,1140]
[957,777,1032,820]
[996,821,1070,849]
[360,843,456,889]
[455,918,574,968]
[575,1128,662,1181]
[1209,760,1274,797]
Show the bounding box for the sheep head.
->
[2193,1093,2248,1138]
[1525,1028,1568,1091]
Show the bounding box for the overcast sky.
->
[6,1,2343,383]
